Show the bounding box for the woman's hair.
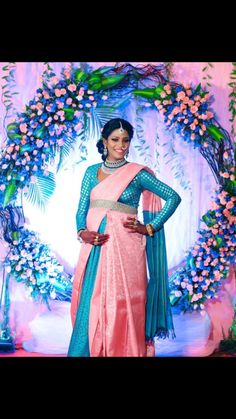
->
[96,118,134,161]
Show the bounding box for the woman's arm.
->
[76,167,91,233]
[138,169,182,231]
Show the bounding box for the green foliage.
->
[24,172,56,210]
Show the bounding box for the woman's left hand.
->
[123,216,148,235]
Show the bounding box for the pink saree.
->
[71,162,162,357]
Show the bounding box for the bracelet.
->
[146,223,154,237]
[77,228,87,242]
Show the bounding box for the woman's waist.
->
[89,199,137,214]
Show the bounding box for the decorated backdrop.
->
[0,62,235,355]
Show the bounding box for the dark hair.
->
[96,118,134,161]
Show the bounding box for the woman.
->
[68,118,181,357]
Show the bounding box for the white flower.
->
[174,290,182,297]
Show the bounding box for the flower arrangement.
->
[169,183,236,312]
[0,66,114,208]
[133,82,227,149]
[2,228,72,308]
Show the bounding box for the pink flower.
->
[190,123,196,131]
[172,106,180,115]
[19,123,28,133]
[68,84,76,92]
[190,133,196,140]
[74,122,82,132]
[63,69,71,79]
[206,111,214,119]
[55,89,62,97]
[164,84,171,92]
[230,174,235,181]
[57,102,64,109]
[66,98,73,105]
[220,171,230,178]
[210,201,220,210]
[160,91,166,98]
[190,106,198,114]
[42,91,50,99]
[226,201,234,209]
[177,91,186,100]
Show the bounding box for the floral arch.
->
[0,62,235,342]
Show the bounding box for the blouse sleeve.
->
[75,167,91,232]
[138,169,182,231]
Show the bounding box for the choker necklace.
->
[102,158,128,174]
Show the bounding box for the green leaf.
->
[8,133,22,140]
[195,83,201,93]
[223,179,236,196]
[202,213,216,227]
[12,231,20,241]
[88,75,102,86]
[206,125,225,142]
[74,69,88,84]
[24,172,56,210]
[7,122,18,132]
[169,292,180,306]
[153,84,165,98]
[33,125,47,139]
[133,88,155,99]
[89,82,102,90]
[92,66,114,75]
[100,74,125,89]
[19,144,32,153]
[3,179,17,208]
[63,107,75,121]
[189,257,196,269]
[2,65,9,71]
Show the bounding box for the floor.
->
[0,347,235,357]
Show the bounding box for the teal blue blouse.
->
[76,162,181,232]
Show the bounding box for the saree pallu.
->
[69,163,174,357]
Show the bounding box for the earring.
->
[126,150,129,158]
[103,146,108,158]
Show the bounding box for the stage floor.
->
[0,348,235,357]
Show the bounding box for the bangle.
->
[146,223,154,237]
[77,228,87,242]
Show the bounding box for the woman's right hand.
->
[80,230,110,246]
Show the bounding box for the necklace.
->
[101,158,128,174]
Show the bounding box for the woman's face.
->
[103,128,130,161]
